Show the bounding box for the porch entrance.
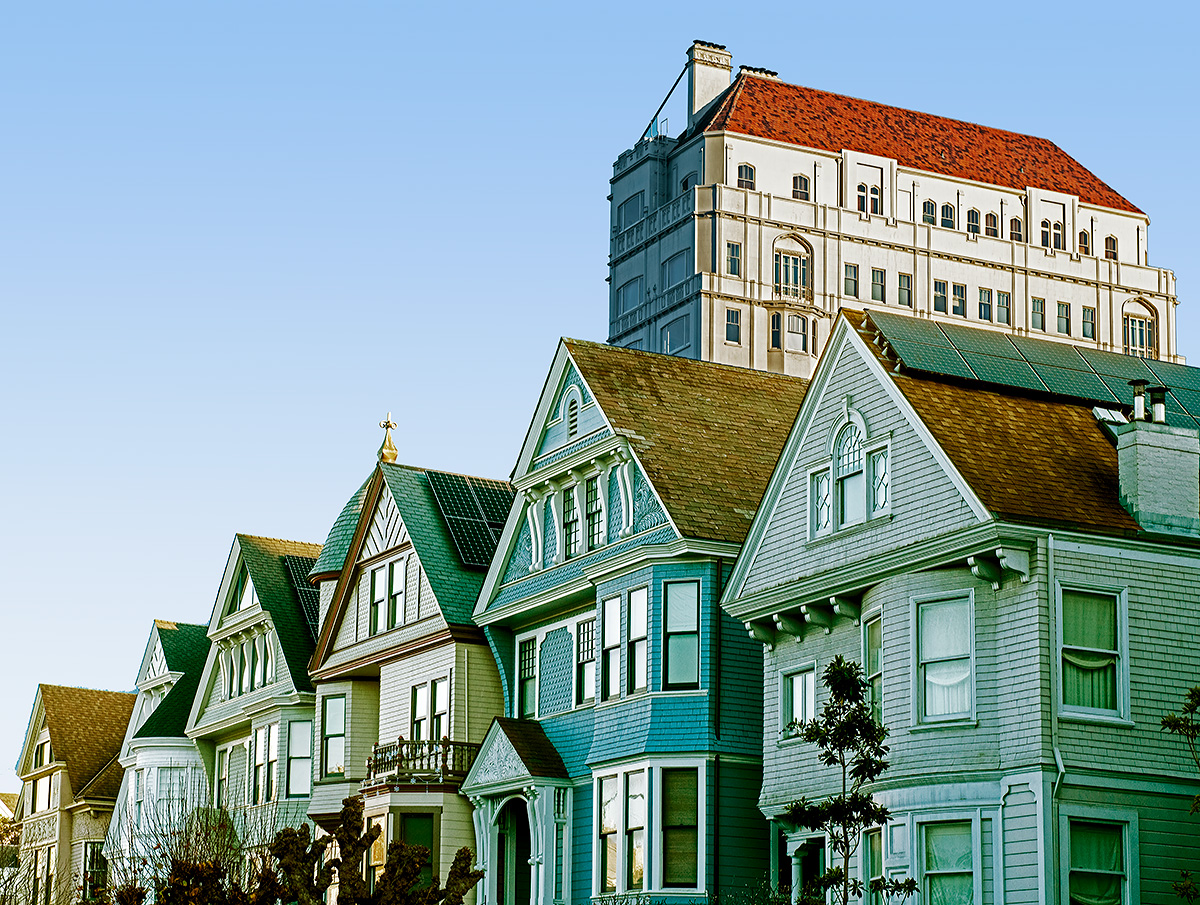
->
[496,798,532,905]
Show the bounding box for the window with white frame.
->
[984,212,999,237]
[941,204,955,229]
[322,696,346,776]
[388,559,406,629]
[788,314,808,352]
[781,666,816,737]
[811,418,889,539]
[227,563,256,616]
[793,174,810,200]
[770,312,782,351]
[871,268,885,302]
[863,828,883,905]
[864,616,882,724]
[628,587,648,694]
[966,209,980,234]
[775,251,809,298]
[922,200,936,224]
[577,618,596,705]
[1060,587,1125,718]
[563,485,581,559]
[726,242,741,276]
[835,425,865,526]
[253,724,278,804]
[916,595,973,722]
[626,771,646,889]
[585,476,603,550]
[1083,307,1096,340]
[1010,217,1024,243]
[214,748,228,806]
[662,767,700,887]
[898,273,912,307]
[725,309,741,344]
[736,164,755,189]
[857,183,868,212]
[1105,235,1118,260]
[664,582,700,690]
[997,291,1011,325]
[922,821,973,904]
[369,564,387,636]
[602,596,621,701]
[599,775,619,892]
[845,263,859,298]
[286,721,312,797]
[518,639,537,718]
[952,283,967,317]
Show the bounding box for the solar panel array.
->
[867,310,1200,432]
[426,470,515,569]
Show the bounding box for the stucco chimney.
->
[1114,416,1200,536]
[688,41,732,128]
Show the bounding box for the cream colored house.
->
[13,684,135,903]
[307,445,511,896]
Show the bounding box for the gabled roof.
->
[563,339,809,544]
[134,622,211,741]
[236,535,323,693]
[696,71,1141,214]
[492,718,568,779]
[37,685,135,802]
[0,793,17,817]
[310,477,371,580]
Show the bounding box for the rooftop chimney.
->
[1114,404,1200,536]
[687,41,732,128]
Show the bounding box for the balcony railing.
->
[364,739,481,786]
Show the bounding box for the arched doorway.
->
[496,798,532,905]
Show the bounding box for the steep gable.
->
[699,71,1140,214]
[133,622,211,741]
[38,685,135,802]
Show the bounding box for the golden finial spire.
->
[378,412,398,464]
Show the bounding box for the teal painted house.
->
[462,339,809,905]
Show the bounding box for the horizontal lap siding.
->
[716,760,770,892]
[1003,784,1040,904]
[378,646,456,744]
[571,784,592,904]
[439,793,478,905]
[741,343,977,599]
[459,644,505,744]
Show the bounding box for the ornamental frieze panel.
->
[22,814,57,846]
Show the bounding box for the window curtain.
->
[1069,822,1123,905]
[1062,591,1118,710]
[920,599,971,717]
[925,822,972,905]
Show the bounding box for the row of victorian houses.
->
[10,40,1200,905]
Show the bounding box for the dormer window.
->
[33,740,51,768]
[736,164,755,189]
[810,410,890,538]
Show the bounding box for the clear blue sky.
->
[1,1,1195,782]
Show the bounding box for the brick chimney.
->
[1115,384,1200,536]
[687,41,732,128]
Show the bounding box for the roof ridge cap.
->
[236,533,322,549]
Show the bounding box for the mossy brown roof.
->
[699,72,1140,214]
[564,339,809,544]
[39,685,136,802]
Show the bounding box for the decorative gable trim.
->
[359,482,409,561]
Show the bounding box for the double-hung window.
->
[865,617,883,724]
[770,312,783,351]
[916,595,973,722]
[628,588,648,693]
[922,200,937,224]
[922,822,973,904]
[941,204,955,229]
[602,597,621,701]
[576,619,596,705]
[563,486,581,559]
[626,772,646,889]
[984,212,999,237]
[585,477,603,550]
[369,564,386,636]
[1083,307,1096,339]
[1105,236,1118,260]
[664,582,699,690]
[1068,820,1127,904]
[781,666,816,737]
[835,425,865,527]
[787,315,808,352]
[662,768,700,887]
[871,268,886,302]
[518,639,537,718]
[725,309,741,344]
[83,841,108,902]
[1032,298,1046,331]
[254,724,278,804]
[997,291,1011,325]
[966,209,980,234]
[811,422,888,537]
[978,288,992,321]
[599,776,619,892]
[430,677,449,739]
[951,283,967,316]
[1058,302,1071,335]
[726,242,741,276]
[864,828,883,905]
[845,263,859,298]
[286,721,312,797]
[412,683,430,738]
[1060,588,1125,717]
[933,280,948,314]
[322,696,346,776]
[898,273,912,307]
[1010,217,1024,243]
[1080,230,1092,256]
[388,559,406,629]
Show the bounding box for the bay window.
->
[662,768,699,887]
[322,696,346,776]
[602,597,621,701]
[628,588,648,693]
[916,595,973,722]
[254,724,278,804]
[600,776,618,892]
[922,822,973,904]
[626,772,646,889]
[518,639,537,718]
[431,677,449,739]
[781,666,816,736]
[286,720,312,797]
[865,616,882,724]
[664,582,699,690]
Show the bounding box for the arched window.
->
[984,213,999,237]
[834,425,865,528]
[1123,301,1157,359]
[770,313,783,351]
[774,237,813,300]
[922,200,936,224]
[857,183,868,212]
[737,164,755,189]
[941,204,955,229]
[1010,218,1024,243]
[1105,236,1118,260]
[680,172,698,194]
[793,174,810,200]
[1041,219,1052,247]
[787,314,809,352]
[967,209,981,234]
[1052,221,1064,250]
[1079,231,1091,256]
[870,185,881,215]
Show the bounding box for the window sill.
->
[1058,711,1134,728]
[776,733,806,747]
[808,512,892,547]
[909,718,977,732]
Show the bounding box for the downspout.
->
[1048,534,1066,799]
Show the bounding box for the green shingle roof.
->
[237,535,323,693]
[133,621,210,741]
[310,477,371,578]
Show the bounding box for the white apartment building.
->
[608,41,1180,376]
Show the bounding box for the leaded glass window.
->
[835,425,865,527]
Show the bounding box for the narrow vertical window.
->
[602,596,621,701]
[997,291,1011,325]
[287,721,312,797]
[1061,589,1120,713]
[870,185,881,214]
[1083,306,1096,340]
[412,683,429,738]
[388,559,406,629]
[736,164,755,189]
[857,182,868,212]
[770,312,782,350]
[922,200,936,224]
[725,309,741,343]
[1041,219,1052,247]
[1053,221,1065,250]
[845,263,859,298]
[255,726,268,804]
[1069,821,1125,904]
[215,749,227,807]
[941,204,955,229]
[923,822,973,904]
[1079,230,1091,255]
[1032,298,1046,331]
[793,174,810,200]
[726,242,741,276]
[898,273,912,307]
[952,284,967,316]
[811,470,831,536]
[917,597,972,720]
[322,697,345,776]
[869,448,889,514]
[628,588,648,693]
[1105,236,1118,260]
[864,829,883,905]
[431,677,449,739]
[626,772,646,890]
[835,425,865,526]
[1009,217,1024,243]
[933,280,948,314]
[83,841,108,903]
[662,768,699,887]
[563,486,580,559]
[1058,302,1071,335]
[865,617,883,724]
[576,619,596,705]
[966,209,980,234]
[518,639,537,718]
[370,565,386,636]
[984,213,999,237]
[599,776,618,893]
[567,398,579,437]
[586,477,603,550]
[664,582,700,689]
[979,288,992,321]
[871,268,886,302]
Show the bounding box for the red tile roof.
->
[701,73,1141,214]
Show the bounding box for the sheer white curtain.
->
[924,822,972,905]
[920,598,971,718]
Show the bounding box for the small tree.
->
[1162,685,1200,902]
[783,656,916,905]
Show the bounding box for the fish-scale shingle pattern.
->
[564,339,808,544]
[701,73,1140,214]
